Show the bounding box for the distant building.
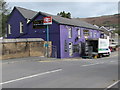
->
[7,7,105,58]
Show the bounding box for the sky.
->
[7,2,118,18]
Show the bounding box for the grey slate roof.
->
[16,7,100,30]
[15,7,38,19]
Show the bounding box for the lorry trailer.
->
[82,36,111,58]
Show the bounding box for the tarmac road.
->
[1,51,119,89]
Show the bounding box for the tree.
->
[57,11,71,19]
[0,0,10,37]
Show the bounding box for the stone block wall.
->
[0,38,52,60]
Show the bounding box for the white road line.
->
[105,80,120,89]
[0,69,62,85]
[81,63,99,67]
[81,62,106,67]
[110,61,116,63]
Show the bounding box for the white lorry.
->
[83,36,111,58]
[98,36,111,57]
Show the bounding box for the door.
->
[69,42,73,56]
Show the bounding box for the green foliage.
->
[0,0,10,37]
[57,11,71,19]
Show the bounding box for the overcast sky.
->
[8,2,118,18]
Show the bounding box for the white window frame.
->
[83,30,89,38]
[68,27,72,38]
[90,31,93,37]
[20,22,23,33]
[94,32,97,38]
[78,28,81,38]
[8,24,11,34]
[69,42,73,56]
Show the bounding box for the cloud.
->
[8,2,118,18]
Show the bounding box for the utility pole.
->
[46,25,49,57]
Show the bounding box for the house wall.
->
[60,25,101,58]
[7,8,28,38]
[24,14,61,58]
[7,8,102,59]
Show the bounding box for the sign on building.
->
[43,16,52,25]
[33,20,45,29]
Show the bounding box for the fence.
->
[0,38,52,60]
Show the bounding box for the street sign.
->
[43,16,52,25]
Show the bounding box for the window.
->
[90,31,93,37]
[68,27,72,38]
[20,22,23,33]
[8,24,11,34]
[77,28,81,38]
[94,32,97,38]
[83,30,89,38]
[100,32,104,38]
[73,44,79,53]
[64,40,67,52]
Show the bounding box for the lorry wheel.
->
[98,54,102,58]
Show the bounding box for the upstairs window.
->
[83,30,89,38]
[100,32,104,38]
[68,27,72,38]
[8,24,11,34]
[77,28,81,38]
[94,32,97,38]
[90,31,93,37]
[20,22,23,33]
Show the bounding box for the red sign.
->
[43,16,52,25]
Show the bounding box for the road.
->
[1,52,119,89]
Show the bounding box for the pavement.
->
[1,51,118,63]
[1,51,119,89]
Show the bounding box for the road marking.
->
[81,63,100,67]
[0,69,62,85]
[110,61,116,63]
[81,62,106,67]
[105,80,120,89]
[38,60,52,62]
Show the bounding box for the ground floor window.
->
[73,44,79,53]
[64,40,68,52]
[69,42,73,56]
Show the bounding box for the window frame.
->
[20,21,24,33]
[8,24,11,34]
[68,27,72,38]
[64,40,68,52]
[94,32,97,38]
[77,28,81,38]
[90,31,93,37]
[83,29,89,38]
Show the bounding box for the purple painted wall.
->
[7,8,101,58]
[24,14,61,58]
[7,8,28,38]
[60,25,101,58]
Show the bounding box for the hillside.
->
[78,14,119,28]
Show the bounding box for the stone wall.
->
[0,38,52,60]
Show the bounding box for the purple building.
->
[7,7,102,58]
